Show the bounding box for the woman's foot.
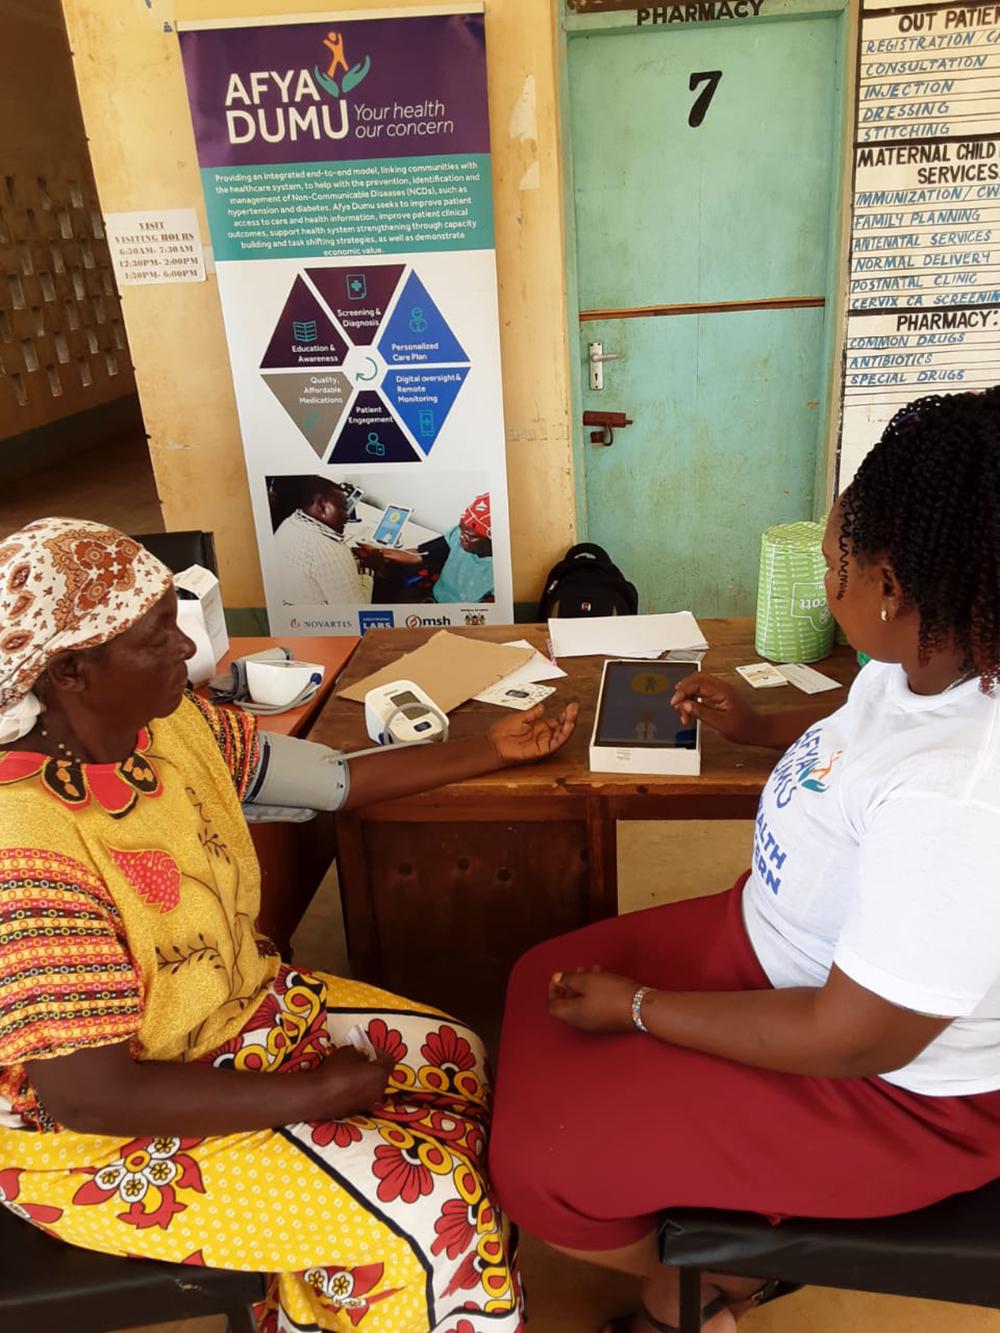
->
[602,1281,737,1333]
[602,1270,775,1333]
[602,1297,735,1333]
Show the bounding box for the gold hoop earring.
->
[880,607,891,623]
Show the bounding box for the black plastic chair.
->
[132,530,218,577]
[0,1203,264,1332]
[661,1175,1000,1333]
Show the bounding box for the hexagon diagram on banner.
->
[329,392,419,464]
[260,276,350,370]
[263,372,352,458]
[262,265,471,461]
[378,272,468,366]
[306,264,405,345]
[382,367,470,457]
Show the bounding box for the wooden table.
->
[311,620,856,1025]
[217,636,359,952]
[217,636,358,738]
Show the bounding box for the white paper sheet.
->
[472,640,565,701]
[501,640,567,684]
[105,208,206,285]
[777,663,842,694]
[547,613,708,660]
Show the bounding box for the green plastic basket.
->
[754,521,835,664]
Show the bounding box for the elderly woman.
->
[0,517,576,1333]
[490,390,1000,1333]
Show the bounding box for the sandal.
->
[745,1279,802,1310]
[603,1291,729,1333]
[603,1279,802,1332]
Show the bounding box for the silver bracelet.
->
[631,985,652,1034]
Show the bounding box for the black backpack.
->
[537,543,639,619]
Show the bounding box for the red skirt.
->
[489,877,1000,1252]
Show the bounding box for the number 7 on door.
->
[688,70,723,128]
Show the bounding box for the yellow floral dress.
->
[0,696,521,1333]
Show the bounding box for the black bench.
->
[0,1203,264,1332]
[661,1175,1000,1333]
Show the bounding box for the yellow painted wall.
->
[59,0,574,609]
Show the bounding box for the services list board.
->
[839,1,1000,488]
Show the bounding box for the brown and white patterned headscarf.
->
[0,518,172,743]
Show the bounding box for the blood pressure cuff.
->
[244,731,350,816]
[209,647,290,706]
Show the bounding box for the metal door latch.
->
[588,340,622,391]
[583,410,633,447]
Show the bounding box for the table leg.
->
[345,817,592,1034]
[585,797,619,922]
[334,811,384,984]
[252,813,337,958]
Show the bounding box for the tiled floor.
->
[4,448,999,1331]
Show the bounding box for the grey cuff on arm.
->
[245,731,351,813]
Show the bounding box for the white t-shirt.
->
[743,660,1000,1096]
[273,510,369,607]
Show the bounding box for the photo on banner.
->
[177,4,512,634]
[265,469,496,632]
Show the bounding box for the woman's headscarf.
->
[461,494,492,541]
[0,518,172,744]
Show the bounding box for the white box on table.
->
[175,563,229,662]
[588,658,702,776]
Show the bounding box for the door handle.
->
[583,410,633,447]
[588,340,622,390]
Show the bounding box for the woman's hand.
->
[26,1040,397,1139]
[313,1048,395,1118]
[355,543,421,567]
[346,701,577,807]
[547,967,640,1033]
[488,701,579,766]
[671,672,764,746]
[352,542,382,572]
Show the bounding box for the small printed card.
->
[345,1024,378,1062]
[777,663,842,694]
[736,662,788,689]
[475,681,557,710]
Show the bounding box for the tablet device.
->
[590,660,701,775]
[371,504,412,548]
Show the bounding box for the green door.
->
[567,7,845,614]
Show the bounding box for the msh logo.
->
[359,610,395,634]
[405,613,452,628]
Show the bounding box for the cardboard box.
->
[589,659,701,776]
[175,564,229,662]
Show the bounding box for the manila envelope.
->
[338,631,534,714]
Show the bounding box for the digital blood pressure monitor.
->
[363,680,449,746]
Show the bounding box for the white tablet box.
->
[589,659,702,776]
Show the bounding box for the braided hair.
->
[838,388,1000,690]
